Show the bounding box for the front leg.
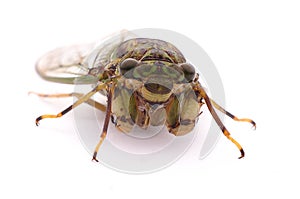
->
[165,89,201,136]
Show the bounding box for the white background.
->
[1,0,299,198]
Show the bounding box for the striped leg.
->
[210,99,256,129]
[197,85,246,159]
[92,83,115,162]
[29,92,106,112]
[34,83,107,126]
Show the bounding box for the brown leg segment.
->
[29,92,106,112]
[34,83,107,126]
[197,84,245,159]
[92,83,115,162]
[210,99,256,129]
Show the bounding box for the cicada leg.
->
[29,92,106,112]
[34,83,107,126]
[165,90,200,136]
[197,84,246,159]
[210,99,256,129]
[92,83,115,162]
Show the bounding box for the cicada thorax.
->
[111,38,186,64]
[110,38,202,136]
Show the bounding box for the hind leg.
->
[210,99,256,129]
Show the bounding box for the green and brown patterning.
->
[33,35,256,162]
[110,39,201,136]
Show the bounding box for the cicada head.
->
[119,58,196,102]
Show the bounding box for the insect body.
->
[33,35,256,161]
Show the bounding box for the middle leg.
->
[35,83,107,126]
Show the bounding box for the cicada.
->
[32,32,256,162]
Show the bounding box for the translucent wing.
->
[35,43,97,84]
[84,30,138,74]
[35,30,137,84]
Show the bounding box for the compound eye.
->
[180,63,195,82]
[119,58,139,75]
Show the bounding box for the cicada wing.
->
[35,42,97,84]
[35,30,138,84]
[85,30,138,69]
